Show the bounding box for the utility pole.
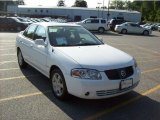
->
[107,0,110,21]
[97,2,102,18]
[102,0,104,18]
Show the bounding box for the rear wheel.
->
[51,68,69,100]
[98,27,105,34]
[121,29,127,34]
[17,49,27,69]
[143,30,149,35]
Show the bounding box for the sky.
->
[24,0,110,8]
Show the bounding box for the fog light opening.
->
[85,92,90,96]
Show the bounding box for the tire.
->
[17,49,27,69]
[143,30,149,35]
[51,68,69,100]
[98,27,105,34]
[121,29,127,34]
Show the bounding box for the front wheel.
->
[143,30,149,35]
[17,49,27,69]
[121,29,127,34]
[51,69,69,100]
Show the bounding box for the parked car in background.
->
[16,22,140,100]
[75,18,109,33]
[141,23,159,31]
[158,26,160,32]
[109,19,125,31]
[0,17,29,31]
[115,22,152,35]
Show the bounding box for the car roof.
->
[32,22,81,27]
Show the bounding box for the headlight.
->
[133,58,138,68]
[71,69,102,80]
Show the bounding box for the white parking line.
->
[0,54,16,56]
[0,90,52,103]
[0,74,41,81]
[84,84,160,120]
[0,60,17,65]
[0,48,15,51]
[0,68,19,71]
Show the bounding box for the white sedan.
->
[16,22,140,100]
[115,22,152,35]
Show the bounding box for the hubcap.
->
[122,30,126,34]
[144,31,148,35]
[99,28,104,33]
[18,51,23,66]
[52,73,64,96]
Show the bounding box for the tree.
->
[57,0,65,7]
[124,1,132,10]
[109,0,125,9]
[72,0,87,7]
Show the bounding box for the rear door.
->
[129,23,141,34]
[20,24,38,63]
[90,19,99,30]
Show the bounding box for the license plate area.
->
[120,78,133,90]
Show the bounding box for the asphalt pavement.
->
[0,31,160,120]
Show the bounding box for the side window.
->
[85,19,91,23]
[23,25,37,39]
[8,18,15,23]
[91,19,99,23]
[101,20,106,24]
[34,26,46,40]
[130,24,137,27]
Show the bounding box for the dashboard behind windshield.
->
[48,26,103,47]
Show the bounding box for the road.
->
[0,31,160,120]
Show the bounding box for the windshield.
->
[48,26,103,47]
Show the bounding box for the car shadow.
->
[92,31,123,36]
[119,33,159,37]
[0,31,19,33]
[20,66,160,120]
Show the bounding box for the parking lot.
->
[0,31,160,120]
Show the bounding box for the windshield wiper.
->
[76,43,99,46]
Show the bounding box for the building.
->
[7,5,142,22]
[0,0,24,16]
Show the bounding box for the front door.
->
[31,25,48,74]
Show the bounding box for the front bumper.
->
[65,67,140,99]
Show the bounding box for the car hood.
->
[55,44,133,71]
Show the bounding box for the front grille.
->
[105,66,133,80]
[96,82,139,96]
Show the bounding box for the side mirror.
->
[35,39,47,47]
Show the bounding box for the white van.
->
[76,18,109,33]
